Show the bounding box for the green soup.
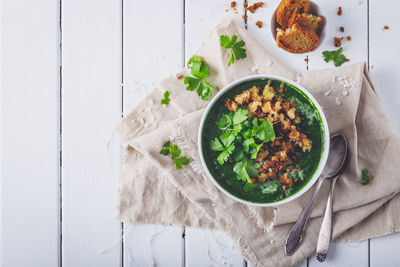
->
[201,78,325,203]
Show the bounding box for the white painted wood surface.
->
[1,0,400,266]
[61,0,122,266]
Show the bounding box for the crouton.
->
[299,134,312,152]
[280,172,293,187]
[281,118,292,130]
[276,24,319,53]
[250,86,262,102]
[262,84,275,100]
[288,127,300,141]
[248,101,261,113]
[261,101,274,114]
[294,116,301,124]
[258,173,269,183]
[234,90,251,105]
[224,98,238,112]
[287,107,296,119]
[276,0,311,28]
[288,12,324,32]
[257,149,269,161]
[274,100,283,112]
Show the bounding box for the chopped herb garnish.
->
[361,168,371,185]
[159,141,190,169]
[184,55,216,101]
[322,47,347,67]
[161,90,170,105]
[220,35,247,66]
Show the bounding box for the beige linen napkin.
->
[115,17,400,266]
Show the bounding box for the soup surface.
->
[202,78,325,203]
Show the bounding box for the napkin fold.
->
[115,17,400,266]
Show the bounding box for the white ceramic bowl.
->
[198,74,330,207]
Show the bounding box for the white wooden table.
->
[2,0,400,266]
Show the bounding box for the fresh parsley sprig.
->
[160,141,190,169]
[361,168,371,185]
[322,47,347,67]
[161,90,170,105]
[184,55,215,101]
[209,107,276,192]
[220,35,247,66]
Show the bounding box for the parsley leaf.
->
[218,114,232,131]
[169,144,181,159]
[361,168,372,185]
[184,77,200,91]
[160,141,190,169]
[322,47,347,67]
[212,132,236,165]
[233,159,259,192]
[184,55,215,100]
[159,141,171,156]
[174,156,190,169]
[161,90,170,105]
[220,35,247,66]
[252,118,275,142]
[187,55,209,79]
[233,108,248,125]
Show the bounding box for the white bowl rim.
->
[198,74,330,207]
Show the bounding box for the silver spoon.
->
[316,143,350,262]
[285,134,348,256]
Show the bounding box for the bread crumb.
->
[231,1,236,8]
[339,26,344,32]
[304,58,308,62]
[342,89,348,96]
[265,61,273,68]
[177,74,184,80]
[347,36,351,41]
[345,58,350,62]
[338,6,342,16]
[138,117,145,124]
[383,25,389,30]
[256,21,263,28]
[325,90,331,96]
[148,99,154,105]
[242,15,248,23]
[358,1,364,4]
[244,2,264,13]
[334,37,342,47]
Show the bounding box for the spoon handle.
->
[316,176,338,262]
[285,176,325,256]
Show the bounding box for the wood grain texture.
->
[184,1,246,265]
[61,0,122,265]
[122,0,185,265]
[1,0,60,266]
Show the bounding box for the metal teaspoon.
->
[316,140,350,262]
[285,134,348,256]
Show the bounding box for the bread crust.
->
[288,12,324,32]
[276,0,311,28]
[276,24,319,53]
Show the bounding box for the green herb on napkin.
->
[361,168,372,185]
[220,35,247,66]
[160,141,190,169]
[184,55,215,101]
[161,90,170,105]
[322,47,347,67]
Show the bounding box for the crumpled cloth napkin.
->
[115,17,400,266]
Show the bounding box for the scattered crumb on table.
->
[338,6,343,16]
[256,21,263,28]
[340,26,344,32]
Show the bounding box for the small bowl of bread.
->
[271,0,325,53]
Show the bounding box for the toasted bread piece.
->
[276,24,319,53]
[276,0,311,28]
[288,12,324,32]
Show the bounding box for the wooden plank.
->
[308,241,368,267]
[371,233,400,267]
[306,1,369,265]
[0,0,60,266]
[368,0,400,135]
[369,0,400,264]
[246,0,308,73]
[308,0,368,69]
[124,224,184,266]
[122,0,184,265]
[185,228,245,267]
[61,0,122,265]
[184,1,246,266]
